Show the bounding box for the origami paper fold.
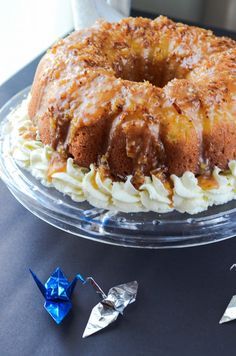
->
[83,279,138,337]
[30,267,85,324]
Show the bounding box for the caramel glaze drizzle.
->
[29,17,236,187]
[47,152,67,181]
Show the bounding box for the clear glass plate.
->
[1,87,236,248]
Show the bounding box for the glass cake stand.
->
[1,87,236,248]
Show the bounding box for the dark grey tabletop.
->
[1,13,236,356]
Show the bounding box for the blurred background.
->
[0,0,236,85]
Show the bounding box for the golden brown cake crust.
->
[28,16,236,178]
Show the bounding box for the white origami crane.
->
[220,296,236,324]
[219,264,236,324]
[71,0,131,29]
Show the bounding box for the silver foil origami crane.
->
[219,296,236,324]
[83,278,138,337]
[219,264,236,324]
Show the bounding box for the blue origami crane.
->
[30,267,85,324]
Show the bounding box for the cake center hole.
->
[113,56,184,88]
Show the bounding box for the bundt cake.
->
[28,16,236,183]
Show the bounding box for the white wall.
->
[0,0,73,85]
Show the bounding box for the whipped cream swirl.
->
[82,164,112,208]
[112,176,145,212]
[171,172,208,214]
[140,176,173,213]
[30,145,53,186]
[52,158,86,202]
[205,167,234,206]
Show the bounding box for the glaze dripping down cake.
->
[10,16,236,214]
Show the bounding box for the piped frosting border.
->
[8,98,236,215]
